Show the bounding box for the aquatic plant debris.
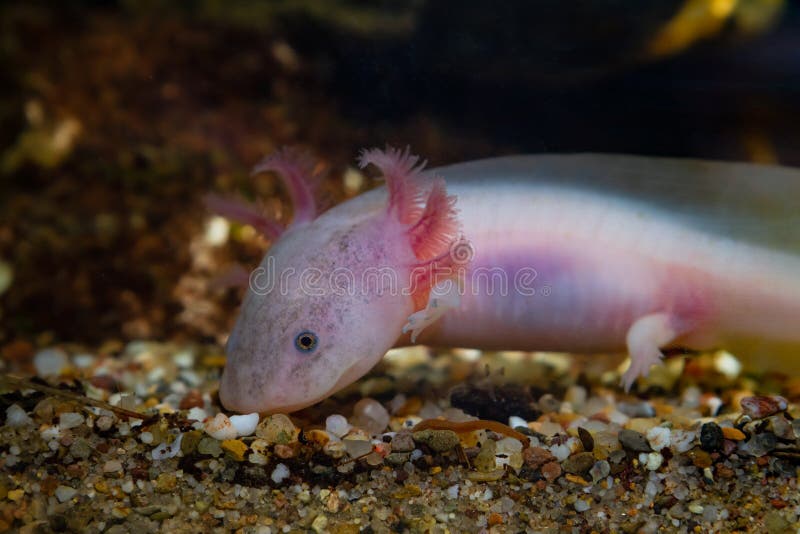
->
[1,342,799,531]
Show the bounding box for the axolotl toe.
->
[212,147,800,413]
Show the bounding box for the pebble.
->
[670,429,696,453]
[644,452,663,471]
[740,396,787,419]
[562,452,595,475]
[70,438,92,459]
[59,412,85,430]
[311,514,328,534]
[351,398,390,435]
[574,499,591,512]
[699,423,724,452]
[390,431,415,452]
[592,431,622,459]
[152,434,183,460]
[197,437,223,457]
[255,414,297,444]
[221,439,248,461]
[618,429,651,452]
[577,427,594,452]
[270,463,290,484]
[55,485,77,503]
[646,426,671,450]
[103,459,123,473]
[343,439,373,458]
[721,427,746,441]
[589,460,610,483]
[474,439,497,472]
[541,461,562,482]
[412,429,459,452]
[617,401,656,418]
[229,413,259,437]
[204,413,237,440]
[5,404,33,427]
[33,348,70,376]
[325,414,351,437]
[508,415,528,430]
[96,415,114,431]
[523,446,555,468]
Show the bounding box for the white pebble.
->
[325,414,351,438]
[508,416,528,429]
[72,353,96,369]
[5,404,33,427]
[33,348,69,376]
[351,398,390,435]
[343,439,372,458]
[230,413,260,437]
[59,412,85,430]
[55,485,77,503]
[574,499,591,512]
[152,434,183,460]
[645,452,663,471]
[187,407,208,423]
[140,432,154,444]
[205,413,237,440]
[646,426,671,450]
[446,484,459,499]
[271,463,290,484]
[410,449,423,461]
[173,349,196,369]
[671,429,697,453]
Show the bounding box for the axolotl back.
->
[212,147,800,414]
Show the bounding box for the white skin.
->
[219,206,415,414]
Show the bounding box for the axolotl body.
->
[212,147,800,414]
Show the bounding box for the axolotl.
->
[210,147,800,414]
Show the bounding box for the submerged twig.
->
[0,373,156,423]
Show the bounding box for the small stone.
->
[33,348,69,376]
[204,413,237,440]
[764,510,791,534]
[589,460,610,483]
[541,461,562,482]
[103,460,123,473]
[197,437,223,457]
[390,431,415,452]
[59,412,85,430]
[688,502,704,514]
[574,499,591,512]
[618,429,651,452]
[699,423,724,452]
[69,438,92,459]
[229,413,259,437]
[5,404,33,427]
[221,439,248,461]
[343,439,372,458]
[523,446,556,468]
[270,463,290,484]
[255,414,297,444]
[577,427,594,452]
[562,452,595,476]
[96,415,114,431]
[274,443,295,459]
[688,449,712,468]
[644,452,663,471]
[54,485,77,503]
[351,398,390,435]
[721,427,746,441]
[741,396,787,419]
[592,431,622,460]
[179,390,204,410]
[671,429,696,453]
[508,415,528,430]
[386,452,410,466]
[7,489,24,502]
[325,414,351,438]
[617,401,656,418]
[646,426,671,450]
[155,473,177,493]
[311,514,328,534]
[412,429,459,452]
[180,430,202,455]
[474,439,497,472]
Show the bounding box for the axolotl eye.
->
[294,331,318,354]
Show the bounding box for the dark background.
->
[0,0,798,347]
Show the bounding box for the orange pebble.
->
[721,427,746,441]
[488,513,503,526]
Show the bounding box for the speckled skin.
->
[220,153,800,413]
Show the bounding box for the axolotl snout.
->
[213,147,800,414]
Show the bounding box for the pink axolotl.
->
[210,147,800,414]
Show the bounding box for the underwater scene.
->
[1,1,800,532]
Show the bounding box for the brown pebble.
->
[488,512,503,526]
[2,339,34,362]
[274,444,295,459]
[563,452,595,476]
[715,464,735,479]
[179,390,204,410]
[688,449,712,468]
[771,498,788,509]
[89,375,118,391]
[523,446,555,469]
[578,427,594,452]
[721,427,746,441]
[740,396,787,419]
[541,461,562,482]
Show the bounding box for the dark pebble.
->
[562,451,595,475]
[618,429,651,452]
[617,401,656,418]
[578,427,594,452]
[390,431,415,452]
[755,432,777,453]
[700,422,724,452]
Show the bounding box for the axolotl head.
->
[216,147,461,413]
